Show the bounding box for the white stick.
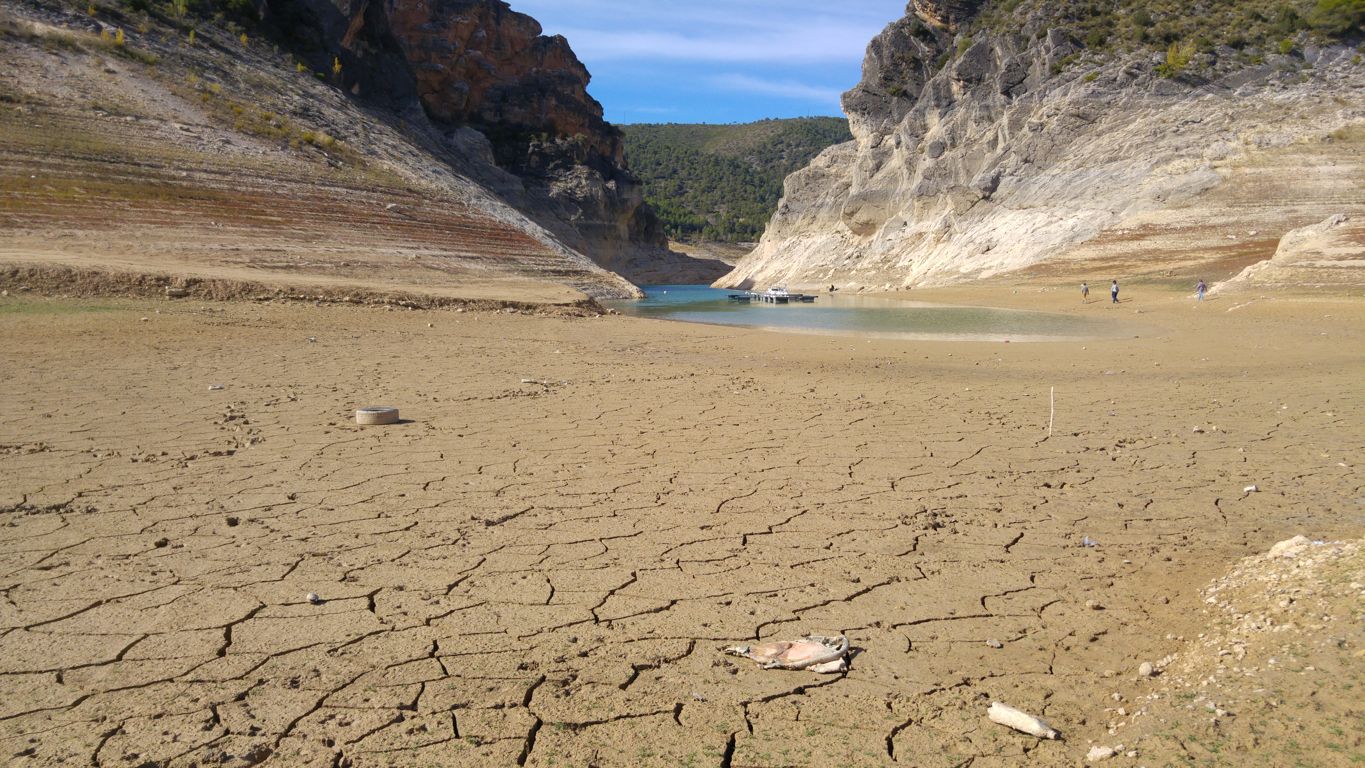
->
[1048,387,1055,438]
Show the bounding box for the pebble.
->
[1086,599,1103,611]
[1244,484,1259,493]
[1086,745,1116,762]
[986,639,1004,649]
[307,592,322,605]
[1138,661,1155,678]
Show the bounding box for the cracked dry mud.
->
[0,289,1361,767]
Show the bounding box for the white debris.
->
[1086,745,1116,762]
[1267,535,1312,558]
[306,592,322,605]
[1244,484,1259,493]
[987,702,1060,739]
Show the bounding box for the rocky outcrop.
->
[269,0,678,283]
[910,0,985,31]
[717,6,1364,292]
[1217,214,1365,292]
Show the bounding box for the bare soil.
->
[1,283,1361,767]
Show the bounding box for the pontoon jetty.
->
[728,286,818,305]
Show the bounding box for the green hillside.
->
[622,118,853,243]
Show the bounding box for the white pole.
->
[1048,387,1055,438]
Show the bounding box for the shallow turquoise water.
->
[607,285,1109,341]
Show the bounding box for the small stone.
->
[1244,484,1258,493]
[1086,599,1103,611]
[1192,426,1205,433]
[1138,661,1155,678]
[306,592,322,605]
[154,538,169,548]
[140,317,150,322]
[225,516,240,527]
[1086,745,1116,762]
[986,639,1004,649]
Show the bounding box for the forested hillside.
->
[622,118,852,243]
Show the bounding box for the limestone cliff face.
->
[269,0,676,281]
[717,4,1364,291]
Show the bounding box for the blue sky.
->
[509,0,906,124]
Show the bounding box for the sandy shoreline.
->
[1,285,1361,766]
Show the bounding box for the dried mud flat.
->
[0,287,1362,767]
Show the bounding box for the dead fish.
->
[988,702,1061,739]
[724,634,849,673]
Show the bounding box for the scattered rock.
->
[1267,535,1311,558]
[1243,484,1259,493]
[306,592,322,605]
[1138,661,1155,678]
[986,638,1004,649]
[1086,745,1116,762]
[1086,599,1103,611]
[153,538,169,548]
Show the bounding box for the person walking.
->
[1081,282,1089,302]
[1110,280,1120,304]
[1196,279,1206,302]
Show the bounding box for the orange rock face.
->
[910,0,985,30]
[346,0,622,165]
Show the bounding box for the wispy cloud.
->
[513,0,896,63]
[709,74,845,105]
[502,0,905,122]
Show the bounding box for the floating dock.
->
[730,289,817,305]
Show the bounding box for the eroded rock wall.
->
[717,6,1364,291]
[270,0,678,282]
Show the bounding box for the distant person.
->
[1110,280,1120,304]
[1081,282,1089,302]
[1196,279,1206,301]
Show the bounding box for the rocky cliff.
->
[717,1,1364,292]
[269,0,708,283]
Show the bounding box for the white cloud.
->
[510,0,901,64]
[709,74,846,105]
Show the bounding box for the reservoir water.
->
[607,285,1110,341]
